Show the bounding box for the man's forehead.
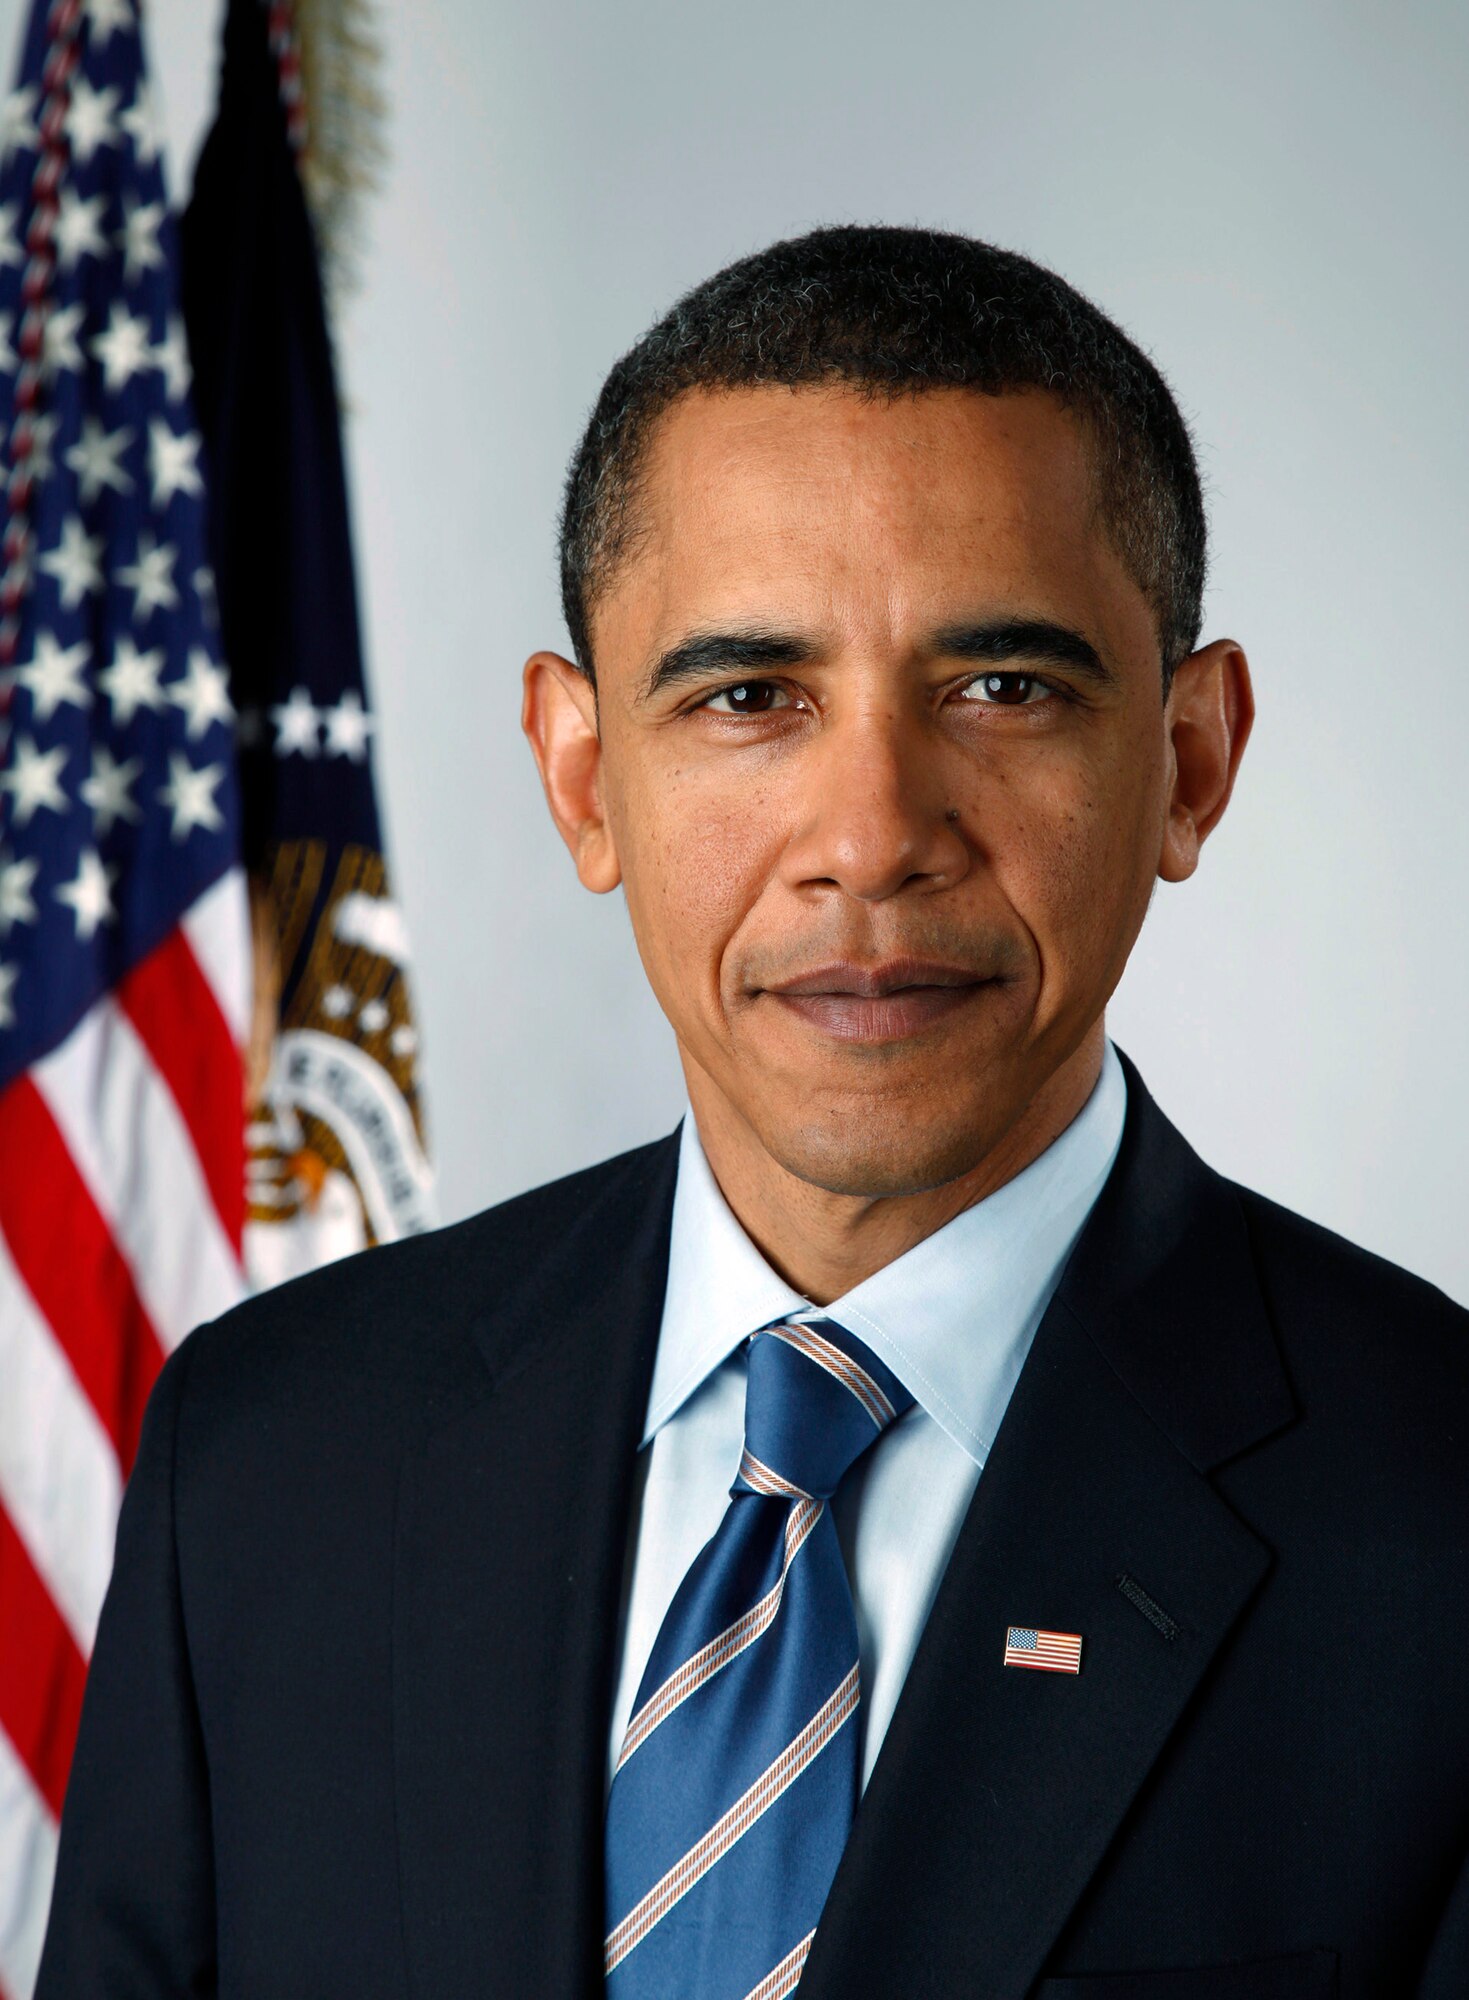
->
[637,379,1095,514]
[587,381,1119,663]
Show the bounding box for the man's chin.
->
[749,1099,1017,1203]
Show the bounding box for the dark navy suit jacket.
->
[36,1050,1469,1998]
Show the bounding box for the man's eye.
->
[956,672,1051,707]
[700,681,790,714]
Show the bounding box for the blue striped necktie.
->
[604,1316,913,1999]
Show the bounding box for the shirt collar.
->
[644,1038,1128,1465]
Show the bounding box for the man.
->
[39,227,1468,1999]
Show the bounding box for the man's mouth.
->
[761,958,1000,1043]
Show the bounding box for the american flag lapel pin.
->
[1004,1625,1083,1674]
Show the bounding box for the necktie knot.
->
[735,1316,913,1502]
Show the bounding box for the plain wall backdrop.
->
[11,0,1465,1299]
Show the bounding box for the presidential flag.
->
[0,1,249,1990]
[180,0,433,1289]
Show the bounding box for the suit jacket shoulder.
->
[175,1128,681,1423]
[1225,1180,1469,1555]
[37,1131,683,2000]
[1235,1179,1469,1429]
[1235,1176,1467,1356]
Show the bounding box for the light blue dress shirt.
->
[607,1038,1128,1794]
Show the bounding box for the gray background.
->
[16,0,1468,1298]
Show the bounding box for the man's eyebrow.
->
[930,618,1117,685]
[641,628,817,701]
[640,617,1117,701]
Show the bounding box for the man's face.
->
[532,385,1232,1199]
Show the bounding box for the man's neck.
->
[682,1026,1107,1305]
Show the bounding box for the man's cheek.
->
[620,821,746,1017]
[651,799,777,944]
[993,793,1131,1002]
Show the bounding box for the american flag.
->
[0,1,248,1991]
[1003,1625,1084,1674]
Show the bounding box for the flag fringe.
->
[286,0,388,310]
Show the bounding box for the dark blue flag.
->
[181,0,433,1285]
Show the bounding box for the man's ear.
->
[521,651,623,893]
[1157,638,1255,883]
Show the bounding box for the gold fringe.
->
[292,0,388,309]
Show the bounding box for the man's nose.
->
[778,708,970,903]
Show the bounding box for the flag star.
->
[0,202,22,269]
[167,647,234,739]
[55,847,118,939]
[0,960,16,1029]
[42,302,86,379]
[17,629,91,718]
[66,77,121,165]
[80,743,142,835]
[0,89,38,161]
[56,186,107,271]
[152,315,191,401]
[93,302,153,391]
[84,0,135,46]
[65,416,133,501]
[38,518,104,610]
[271,685,322,757]
[148,419,203,506]
[0,735,68,826]
[98,637,165,723]
[119,199,165,284]
[323,690,375,761]
[0,852,40,931]
[117,531,179,619]
[118,81,162,165]
[158,752,226,841]
[0,313,15,373]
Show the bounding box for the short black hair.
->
[558,224,1207,692]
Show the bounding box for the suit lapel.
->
[392,1134,679,2000]
[801,1052,1298,2000]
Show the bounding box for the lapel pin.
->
[1004,1625,1083,1674]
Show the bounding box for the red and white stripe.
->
[769,1321,896,1429]
[0,867,249,2000]
[615,1498,824,1773]
[741,1929,817,2000]
[737,1447,812,1503]
[604,1665,860,1975]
